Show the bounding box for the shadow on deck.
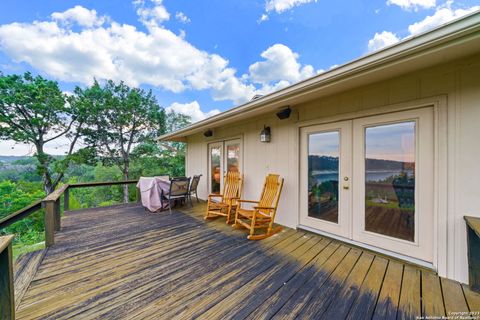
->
[14,202,480,319]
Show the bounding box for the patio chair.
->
[233,174,284,240]
[188,174,202,204]
[205,171,243,224]
[164,177,191,214]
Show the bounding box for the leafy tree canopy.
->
[0,72,87,194]
[74,79,168,201]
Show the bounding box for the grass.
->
[13,241,45,261]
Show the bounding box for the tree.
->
[0,72,87,194]
[132,111,191,178]
[76,80,166,202]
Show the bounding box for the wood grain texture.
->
[13,202,475,319]
[14,249,46,309]
[0,235,15,320]
[422,271,446,317]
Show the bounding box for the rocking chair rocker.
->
[233,174,284,240]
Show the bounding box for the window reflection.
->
[365,121,415,242]
[210,147,221,194]
[227,144,240,173]
[308,131,339,223]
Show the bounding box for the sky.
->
[0,0,479,156]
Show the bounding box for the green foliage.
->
[76,80,167,170]
[0,180,45,246]
[0,74,192,256]
[73,79,170,201]
[0,72,88,194]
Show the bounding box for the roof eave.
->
[160,11,480,142]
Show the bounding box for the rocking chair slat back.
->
[258,174,283,210]
[223,171,242,200]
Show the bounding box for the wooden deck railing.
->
[0,180,139,319]
[0,180,139,246]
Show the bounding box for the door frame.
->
[207,136,244,194]
[296,96,448,274]
[299,120,352,238]
[351,107,434,262]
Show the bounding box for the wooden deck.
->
[14,202,480,319]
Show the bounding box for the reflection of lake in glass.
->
[309,170,414,185]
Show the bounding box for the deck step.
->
[14,249,47,309]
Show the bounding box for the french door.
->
[300,108,434,262]
[208,139,242,194]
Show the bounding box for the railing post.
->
[54,199,61,232]
[0,235,15,320]
[64,188,70,211]
[44,201,56,247]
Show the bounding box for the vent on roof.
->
[251,94,263,101]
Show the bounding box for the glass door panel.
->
[308,131,340,223]
[208,142,223,194]
[300,121,351,238]
[225,140,241,174]
[352,108,434,262]
[208,139,242,194]
[364,122,416,242]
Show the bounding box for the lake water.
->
[310,170,413,184]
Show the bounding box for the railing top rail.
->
[0,200,43,230]
[43,184,69,202]
[0,235,14,252]
[68,180,138,188]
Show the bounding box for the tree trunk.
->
[43,176,55,195]
[123,170,129,203]
[35,143,55,195]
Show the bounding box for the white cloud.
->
[368,2,479,52]
[166,101,220,122]
[0,5,255,103]
[367,31,400,52]
[0,4,317,106]
[408,3,479,35]
[260,0,317,22]
[248,44,315,85]
[175,12,190,23]
[134,0,170,27]
[265,0,317,13]
[387,0,436,11]
[259,14,269,22]
[51,5,107,27]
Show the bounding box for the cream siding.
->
[185,53,480,283]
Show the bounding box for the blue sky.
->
[0,0,479,155]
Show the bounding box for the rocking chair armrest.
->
[237,199,259,204]
[254,206,276,210]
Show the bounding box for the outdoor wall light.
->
[203,129,213,137]
[276,107,291,120]
[260,126,271,143]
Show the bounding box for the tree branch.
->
[44,117,75,143]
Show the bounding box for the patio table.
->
[136,176,170,212]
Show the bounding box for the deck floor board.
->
[14,202,480,319]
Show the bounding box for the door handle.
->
[343,177,350,190]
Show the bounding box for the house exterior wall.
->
[185,53,480,283]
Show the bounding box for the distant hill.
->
[0,155,30,163]
[308,155,414,171]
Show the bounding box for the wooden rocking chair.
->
[204,171,243,223]
[233,174,284,240]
